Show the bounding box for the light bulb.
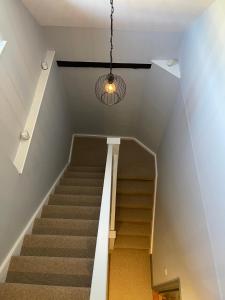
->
[104,82,116,94]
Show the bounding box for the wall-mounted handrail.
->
[13,50,55,174]
[90,137,120,300]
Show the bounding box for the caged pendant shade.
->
[95,0,126,106]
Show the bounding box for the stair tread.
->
[49,194,101,207]
[21,234,96,258]
[7,256,93,287]
[116,207,152,223]
[115,235,150,250]
[33,218,98,237]
[116,222,151,237]
[41,205,100,220]
[0,283,90,300]
[116,194,153,209]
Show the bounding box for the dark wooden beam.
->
[57,61,152,69]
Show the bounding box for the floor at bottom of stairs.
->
[108,249,153,300]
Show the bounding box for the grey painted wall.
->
[0,0,46,160]
[0,1,73,268]
[44,27,183,62]
[153,1,225,299]
[44,27,181,151]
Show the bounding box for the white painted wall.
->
[44,27,183,62]
[153,1,225,299]
[44,27,182,151]
[0,0,73,268]
[0,0,46,161]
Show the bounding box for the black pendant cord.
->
[109,0,114,76]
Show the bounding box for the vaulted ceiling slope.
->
[22,0,213,31]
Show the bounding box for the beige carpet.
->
[109,249,153,300]
[0,137,105,300]
[109,139,155,300]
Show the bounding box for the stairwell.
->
[109,140,155,300]
[0,137,107,300]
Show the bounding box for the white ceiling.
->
[23,0,213,31]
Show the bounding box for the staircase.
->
[115,179,153,250]
[109,140,155,300]
[0,137,107,299]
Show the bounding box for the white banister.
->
[90,142,113,300]
[90,137,121,300]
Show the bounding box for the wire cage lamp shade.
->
[95,0,126,106]
[95,73,126,106]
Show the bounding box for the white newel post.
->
[108,138,120,250]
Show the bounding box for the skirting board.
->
[0,162,69,282]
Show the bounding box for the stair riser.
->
[117,180,154,195]
[42,206,100,220]
[0,284,90,300]
[33,219,99,237]
[61,178,103,187]
[6,273,92,288]
[55,186,102,196]
[64,171,104,179]
[33,226,98,237]
[21,247,96,259]
[49,198,101,207]
[68,167,105,173]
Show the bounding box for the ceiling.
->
[23,0,213,31]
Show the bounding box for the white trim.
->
[0,162,69,282]
[90,144,113,300]
[0,40,7,55]
[14,50,55,174]
[150,154,158,254]
[72,133,158,254]
[68,134,75,164]
[107,137,121,145]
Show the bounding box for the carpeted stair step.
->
[116,194,153,209]
[41,205,100,220]
[49,194,101,207]
[117,179,154,195]
[61,177,103,187]
[115,235,150,250]
[116,208,152,223]
[21,235,96,258]
[6,256,93,287]
[55,185,102,196]
[64,171,104,179]
[33,218,98,236]
[68,166,105,173]
[0,283,90,300]
[116,222,151,237]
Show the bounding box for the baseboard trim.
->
[0,162,69,282]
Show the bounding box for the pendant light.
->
[95,0,126,106]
